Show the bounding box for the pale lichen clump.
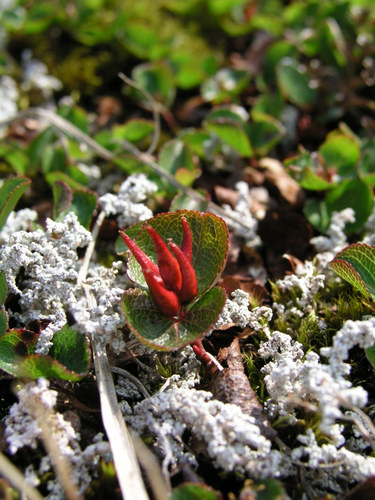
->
[99,173,158,227]
[214,288,272,332]
[128,384,292,479]
[0,211,92,353]
[5,379,110,499]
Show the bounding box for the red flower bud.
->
[120,215,198,317]
[146,226,182,292]
[169,241,198,303]
[119,230,180,316]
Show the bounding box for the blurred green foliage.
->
[0,0,374,233]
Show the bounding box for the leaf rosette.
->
[118,210,228,350]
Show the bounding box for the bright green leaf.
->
[171,482,220,500]
[325,178,373,233]
[205,119,253,157]
[0,176,31,232]
[113,119,154,143]
[329,243,375,301]
[319,133,360,175]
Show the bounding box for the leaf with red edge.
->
[122,285,226,350]
[117,210,229,298]
[0,325,89,380]
[329,243,375,301]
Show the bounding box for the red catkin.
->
[169,241,198,303]
[146,226,182,292]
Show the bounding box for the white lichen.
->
[6,379,110,499]
[214,289,272,333]
[99,173,157,227]
[128,385,292,478]
[310,208,355,269]
[0,208,38,245]
[0,212,91,353]
[223,181,261,246]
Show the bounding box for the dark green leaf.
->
[276,57,318,107]
[131,61,175,108]
[201,68,249,103]
[325,178,373,233]
[0,176,31,232]
[0,308,8,338]
[49,325,90,375]
[123,286,226,350]
[0,270,7,305]
[0,326,89,381]
[52,181,73,220]
[123,211,228,296]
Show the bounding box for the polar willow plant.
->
[118,210,228,350]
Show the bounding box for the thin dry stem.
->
[0,452,44,500]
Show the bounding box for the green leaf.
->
[113,119,155,143]
[276,57,318,108]
[158,140,200,193]
[205,119,253,157]
[319,133,360,175]
[329,243,375,301]
[49,325,90,375]
[0,142,29,175]
[325,178,373,233]
[53,182,97,228]
[52,181,73,220]
[171,482,220,500]
[0,270,7,305]
[0,308,8,337]
[303,198,331,233]
[365,344,375,370]
[123,286,226,350]
[248,113,285,156]
[67,190,97,229]
[0,326,89,380]
[178,129,212,158]
[0,176,31,232]
[201,68,250,103]
[122,211,229,297]
[131,61,176,108]
[299,167,333,190]
[0,329,39,374]
[170,191,210,212]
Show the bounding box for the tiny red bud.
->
[119,230,159,276]
[169,241,198,303]
[119,230,180,316]
[146,226,182,292]
[180,215,193,263]
[143,269,180,316]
